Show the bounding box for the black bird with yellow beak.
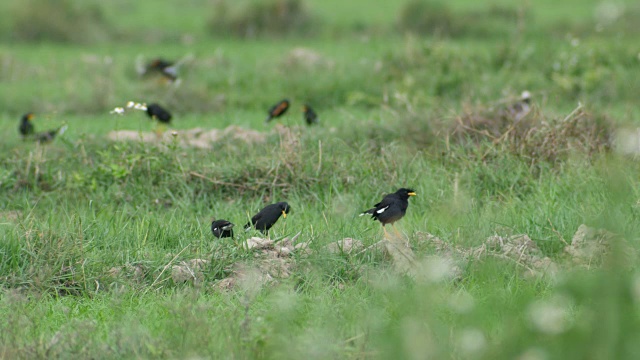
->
[360,188,416,235]
[19,113,35,137]
[302,104,318,125]
[18,113,67,143]
[245,202,290,234]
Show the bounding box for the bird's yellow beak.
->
[408,192,416,196]
[282,210,287,218]
[27,114,35,121]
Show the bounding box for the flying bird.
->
[142,58,178,81]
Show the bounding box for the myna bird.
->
[360,188,416,235]
[146,103,172,124]
[244,202,290,234]
[211,219,234,239]
[19,113,35,137]
[265,99,290,122]
[18,113,67,143]
[302,104,318,125]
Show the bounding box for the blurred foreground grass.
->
[1,0,640,358]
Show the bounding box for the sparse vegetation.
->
[1,0,640,358]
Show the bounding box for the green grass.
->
[1,0,640,358]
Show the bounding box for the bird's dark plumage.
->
[302,104,318,125]
[265,99,290,122]
[211,219,235,238]
[19,113,35,137]
[245,202,290,234]
[360,188,416,226]
[146,103,172,124]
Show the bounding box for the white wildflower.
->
[126,101,135,108]
[133,102,147,111]
[110,107,125,115]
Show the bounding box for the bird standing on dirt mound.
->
[302,104,318,125]
[360,188,416,235]
[245,202,290,234]
[265,99,290,122]
[19,113,35,137]
[146,103,172,124]
[211,219,235,238]
[18,113,67,143]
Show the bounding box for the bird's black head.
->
[395,188,417,199]
[277,202,290,218]
[22,113,35,122]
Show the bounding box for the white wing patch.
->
[376,206,389,214]
[213,227,218,231]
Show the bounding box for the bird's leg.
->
[382,225,389,239]
[392,224,409,246]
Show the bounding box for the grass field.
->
[1,0,640,358]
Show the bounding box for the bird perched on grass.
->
[146,103,172,124]
[302,104,318,125]
[245,202,290,234]
[360,188,416,235]
[18,113,67,143]
[265,99,290,122]
[19,113,35,137]
[211,219,234,238]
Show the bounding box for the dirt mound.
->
[415,232,559,279]
[450,103,612,164]
[107,126,267,149]
[564,224,636,268]
[215,233,311,291]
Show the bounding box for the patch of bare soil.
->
[107,125,267,149]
